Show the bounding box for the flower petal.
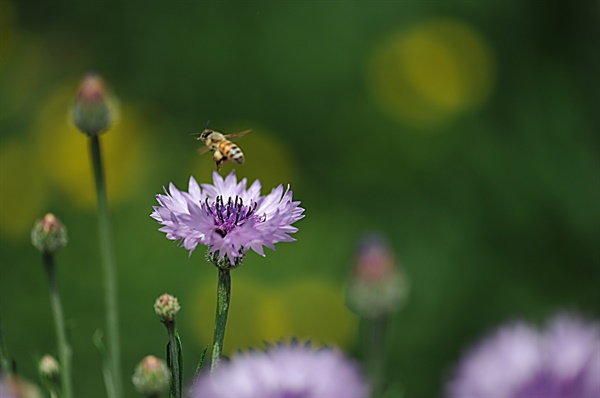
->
[152,171,304,261]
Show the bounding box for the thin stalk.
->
[43,252,74,398]
[89,134,121,397]
[366,315,388,398]
[39,375,59,398]
[0,317,10,373]
[210,268,231,373]
[92,331,115,398]
[166,322,182,398]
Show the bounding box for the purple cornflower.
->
[151,171,304,266]
[191,342,370,398]
[447,314,600,398]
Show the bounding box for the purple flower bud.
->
[154,293,180,323]
[31,213,68,254]
[72,73,113,136]
[346,234,409,318]
[38,354,60,380]
[131,355,170,397]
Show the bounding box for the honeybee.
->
[196,128,251,171]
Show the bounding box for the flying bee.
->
[195,128,251,171]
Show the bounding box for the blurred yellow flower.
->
[190,277,357,353]
[368,19,495,128]
[33,82,149,208]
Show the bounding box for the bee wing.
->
[197,146,212,156]
[224,130,252,141]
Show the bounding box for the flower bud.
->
[38,354,60,380]
[72,73,113,136]
[154,293,180,323]
[132,355,170,397]
[346,234,409,318]
[31,213,68,254]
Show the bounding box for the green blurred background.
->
[1,1,598,397]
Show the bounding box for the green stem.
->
[366,315,388,398]
[39,376,59,398]
[43,252,74,398]
[89,135,121,397]
[0,317,10,373]
[166,322,181,398]
[210,268,231,373]
[92,331,114,398]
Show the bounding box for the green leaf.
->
[193,346,208,385]
[175,330,183,396]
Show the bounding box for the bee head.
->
[191,121,212,141]
[199,129,213,142]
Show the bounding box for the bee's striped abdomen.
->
[219,141,245,164]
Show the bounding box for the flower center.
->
[203,195,261,237]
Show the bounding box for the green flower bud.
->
[154,293,180,323]
[72,73,114,136]
[131,355,170,397]
[38,354,60,380]
[346,234,409,318]
[31,213,68,254]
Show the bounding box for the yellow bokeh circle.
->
[368,19,495,127]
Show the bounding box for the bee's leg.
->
[213,150,224,171]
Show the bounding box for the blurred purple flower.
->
[151,171,304,265]
[447,314,600,398]
[191,342,369,398]
[346,234,409,318]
